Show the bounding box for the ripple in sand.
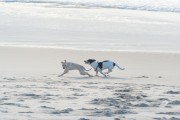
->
[19,111,33,113]
[115,89,132,92]
[154,117,180,120]
[134,103,149,107]
[40,106,55,109]
[73,93,86,96]
[20,93,40,97]
[157,112,180,115]
[167,90,180,94]
[50,108,73,114]
[169,100,180,105]
[79,118,90,120]
[2,103,29,108]
[0,110,8,113]
[135,76,149,78]
[2,77,16,80]
[91,108,113,117]
[90,108,135,117]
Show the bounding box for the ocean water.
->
[1,0,180,13]
[1,41,180,53]
[0,0,180,53]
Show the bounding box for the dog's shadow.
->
[105,76,130,80]
[66,76,94,80]
[66,76,130,80]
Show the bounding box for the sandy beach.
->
[0,47,180,120]
[1,1,180,120]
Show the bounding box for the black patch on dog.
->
[98,62,103,70]
[113,62,116,67]
[87,59,96,64]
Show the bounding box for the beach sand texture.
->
[0,47,180,120]
[0,1,180,119]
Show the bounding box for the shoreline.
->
[0,45,180,54]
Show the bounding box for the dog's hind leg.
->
[100,71,107,77]
[105,69,112,74]
[86,72,93,77]
[79,70,93,77]
[97,69,107,77]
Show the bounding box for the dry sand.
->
[0,46,180,120]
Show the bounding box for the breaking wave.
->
[1,0,180,13]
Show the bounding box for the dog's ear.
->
[90,59,96,61]
[64,60,66,63]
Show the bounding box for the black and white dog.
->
[84,59,125,77]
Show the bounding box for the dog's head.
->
[61,60,67,69]
[84,59,96,64]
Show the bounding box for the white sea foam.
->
[1,42,180,53]
[0,0,180,13]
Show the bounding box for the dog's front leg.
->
[58,70,68,77]
[97,69,106,77]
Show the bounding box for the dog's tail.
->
[85,68,92,71]
[114,63,125,70]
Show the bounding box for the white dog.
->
[84,59,125,77]
[58,60,93,77]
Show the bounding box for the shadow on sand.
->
[66,76,130,80]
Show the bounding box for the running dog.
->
[84,59,125,77]
[58,60,93,77]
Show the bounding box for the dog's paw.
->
[103,75,108,77]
